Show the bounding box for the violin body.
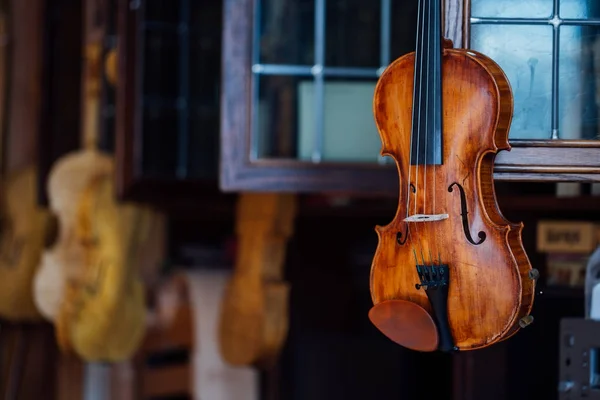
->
[56,174,149,361]
[33,149,113,322]
[369,47,536,352]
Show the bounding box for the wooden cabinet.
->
[219,0,600,195]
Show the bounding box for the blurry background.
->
[0,0,599,399]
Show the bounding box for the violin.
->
[56,173,151,362]
[368,0,537,352]
[34,0,161,362]
[219,193,296,368]
[33,42,113,324]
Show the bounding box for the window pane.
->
[470,25,553,139]
[471,0,552,19]
[561,0,600,19]
[559,26,600,140]
[259,0,315,65]
[255,75,302,158]
[298,79,381,162]
[145,0,181,24]
[390,1,417,60]
[190,8,221,106]
[325,0,380,67]
[189,0,222,178]
[143,29,179,99]
[189,103,219,178]
[190,0,221,27]
[254,75,384,162]
[141,104,178,176]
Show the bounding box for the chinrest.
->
[368,299,438,352]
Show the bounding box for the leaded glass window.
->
[470,0,600,140]
[251,0,418,163]
[250,0,600,168]
[137,0,221,179]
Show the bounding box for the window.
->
[127,0,222,180]
[251,0,418,164]
[219,0,600,193]
[248,0,600,164]
[470,0,600,141]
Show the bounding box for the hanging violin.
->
[368,0,537,352]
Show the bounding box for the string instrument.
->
[32,41,113,323]
[33,0,161,363]
[33,0,119,324]
[56,173,151,361]
[368,0,537,352]
[219,193,296,368]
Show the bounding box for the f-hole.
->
[396,225,409,246]
[448,182,486,245]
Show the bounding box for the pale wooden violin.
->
[368,0,537,352]
[34,0,163,363]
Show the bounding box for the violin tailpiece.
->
[416,264,456,353]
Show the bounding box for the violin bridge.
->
[404,214,449,222]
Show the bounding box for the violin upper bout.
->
[462,49,515,152]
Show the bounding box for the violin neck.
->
[410,0,443,166]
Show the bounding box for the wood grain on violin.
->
[368,0,536,352]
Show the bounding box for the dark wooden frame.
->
[220,0,600,195]
[116,0,194,203]
[115,0,141,201]
[4,0,82,206]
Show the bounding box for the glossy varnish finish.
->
[369,49,536,351]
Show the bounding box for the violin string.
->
[424,0,431,216]
[415,0,426,217]
[416,0,428,258]
[433,0,437,216]
[407,0,423,218]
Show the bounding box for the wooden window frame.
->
[115,0,142,200]
[220,0,600,195]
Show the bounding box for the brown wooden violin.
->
[368,0,537,352]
